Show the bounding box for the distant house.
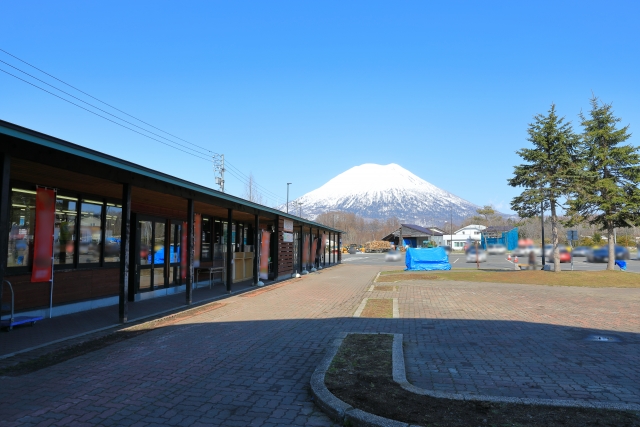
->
[442,224,486,250]
[381,224,444,248]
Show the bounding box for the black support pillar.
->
[273,215,280,280]
[186,198,194,305]
[0,154,10,313]
[119,183,131,323]
[253,214,259,285]
[338,233,342,263]
[226,209,233,293]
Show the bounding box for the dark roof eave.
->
[0,120,342,233]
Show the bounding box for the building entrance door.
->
[134,217,183,294]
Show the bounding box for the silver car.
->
[487,244,506,255]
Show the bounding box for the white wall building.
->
[443,224,486,250]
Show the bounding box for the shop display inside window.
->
[79,201,103,264]
[54,196,77,265]
[104,204,122,262]
[201,217,211,260]
[7,188,36,267]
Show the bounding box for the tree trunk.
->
[550,201,561,272]
[607,222,615,271]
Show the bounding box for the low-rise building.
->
[381,224,444,248]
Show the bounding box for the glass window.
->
[8,188,36,267]
[139,221,152,266]
[154,222,165,265]
[54,196,77,265]
[201,217,211,261]
[104,204,122,263]
[169,223,179,263]
[79,200,103,264]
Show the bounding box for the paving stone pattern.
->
[400,280,640,404]
[1,266,639,426]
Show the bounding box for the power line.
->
[0,50,289,207]
[0,58,212,158]
[0,48,213,153]
[0,67,213,162]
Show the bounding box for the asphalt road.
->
[341,251,640,272]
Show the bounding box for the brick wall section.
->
[277,217,293,277]
[2,268,119,312]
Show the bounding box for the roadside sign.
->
[567,230,579,242]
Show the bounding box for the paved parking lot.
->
[1,263,639,426]
[343,251,640,272]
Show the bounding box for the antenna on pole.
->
[213,153,225,192]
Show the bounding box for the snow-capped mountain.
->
[289,163,482,224]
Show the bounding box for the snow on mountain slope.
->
[291,163,482,224]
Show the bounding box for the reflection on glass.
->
[104,205,121,262]
[8,188,36,267]
[139,221,152,266]
[154,267,165,289]
[153,222,165,265]
[79,201,103,264]
[139,269,151,291]
[54,197,77,265]
[169,224,179,263]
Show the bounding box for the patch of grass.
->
[325,334,640,427]
[377,270,640,288]
[361,299,393,318]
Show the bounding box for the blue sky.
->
[1,1,638,214]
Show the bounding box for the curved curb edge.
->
[312,332,640,427]
[391,334,640,412]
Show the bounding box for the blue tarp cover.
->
[405,247,451,271]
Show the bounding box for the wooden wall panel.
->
[2,268,119,312]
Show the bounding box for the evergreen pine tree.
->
[568,97,640,270]
[508,104,580,272]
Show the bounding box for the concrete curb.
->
[353,298,368,318]
[311,332,419,427]
[312,332,640,427]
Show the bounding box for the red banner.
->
[181,221,187,280]
[31,188,55,282]
[194,214,201,268]
[319,234,327,259]
[259,230,271,280]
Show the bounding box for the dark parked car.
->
[587,245,630,263]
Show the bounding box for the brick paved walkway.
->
[1,265,639,426]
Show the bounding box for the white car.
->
[512,246,542,257]
[385,250,403,262]
[466,248,487,262]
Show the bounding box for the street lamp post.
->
[286,183,292,213]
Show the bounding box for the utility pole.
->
[213,154,225,193]
[287,183,292,213]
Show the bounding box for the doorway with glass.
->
[133,215,184,300]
